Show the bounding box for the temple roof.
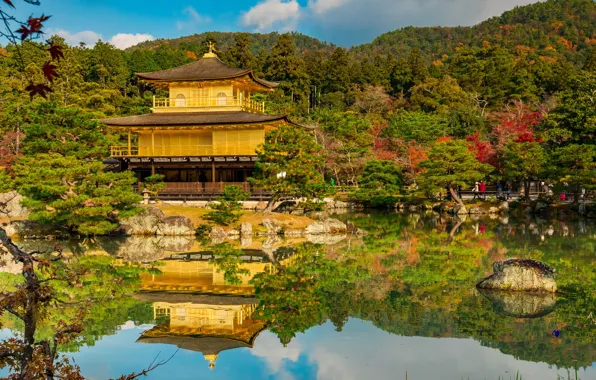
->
[135,292,258,306]
[100,111,299,128]
[136,336,252,356]
[136,56,278,88]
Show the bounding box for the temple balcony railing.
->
[110,145,260,157]
[152,96,265,114]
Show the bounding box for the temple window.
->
[175,93,186,107]
[216,92,227,105]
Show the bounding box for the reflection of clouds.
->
[250,321,596,380]
[250,331,302,377]
[119,321,154,331]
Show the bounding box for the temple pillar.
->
[151,129,155,156]
[127,130,131,156]
[212,161,216,183]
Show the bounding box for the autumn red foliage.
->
[0,131,23,170]
[466,132,497,167]
[491,103,543,151]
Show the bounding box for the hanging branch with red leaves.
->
[0,0,64,99]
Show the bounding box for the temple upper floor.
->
[152,82,266,114]
[137,44,277,114]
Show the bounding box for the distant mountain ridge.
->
[128,0,596,62]
[128,31,336,56]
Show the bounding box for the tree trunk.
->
[264,194,278,213]
[448,186,467,215]
[449,219,464,240]
[448,186,464,207]
[524,180,530,200]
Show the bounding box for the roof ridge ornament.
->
[203,41,217,58]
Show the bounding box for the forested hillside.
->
[354,0,596,61]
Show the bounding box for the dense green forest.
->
[2,0,596,221]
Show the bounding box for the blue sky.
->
[11,0,545,48]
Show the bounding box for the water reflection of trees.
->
[244,213,596,369]
[0,239,155,377]
[4,212,595,373]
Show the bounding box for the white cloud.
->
[177,6,211,31]
[109,33,154,49]
[250,331,302,374]
[48,28,103,47]
[242,0,301,32]
[308,0,346,15]
[46,29,153,49]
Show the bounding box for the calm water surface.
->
[1,212,596,380]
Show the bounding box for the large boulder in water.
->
[478,288,557,318]
[477,259,557,293]
[0,192,28,218]
[120,207,165,236]
[157,216,195,236]
[305,218,347,235]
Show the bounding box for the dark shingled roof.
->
[136,56,278,88]
[100,111,299,127]
[135,292,258,306]
[136,336,252,356]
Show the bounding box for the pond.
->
[1,212,596,379]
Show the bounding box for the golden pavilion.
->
[136,293,265,370]
[101,43,297,197]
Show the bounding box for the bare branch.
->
[113,349,179,380]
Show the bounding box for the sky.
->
[10,0,546,49]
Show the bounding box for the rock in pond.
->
[305,218,347,235]
[117,236,195,263]
[0,192,28,218]
[477,259,557,293]
[240,222,252,237]
[478,288,556,318]
[157,216,195,236]
[260,219,282,235]
[120,207,165,236]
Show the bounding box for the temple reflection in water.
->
[136,247,297,369]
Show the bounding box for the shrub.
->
[144,174,165,199]
[205,186,249,226]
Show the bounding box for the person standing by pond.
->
[472,181,480,200]
[507,183,513,200]
[479,181,487,200]
[497,182,503,199]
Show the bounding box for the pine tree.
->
[250,125,328,211]
[407,48,429,85]
[228,33,257,69]
[12,154,141,235]
[390,58,413,95]
[264,34,309,99]
[323,47,352,93]
[21,102,116,160]
[502,141,548,199]
[417,139,492,209]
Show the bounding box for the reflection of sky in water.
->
[3,320,595,380]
